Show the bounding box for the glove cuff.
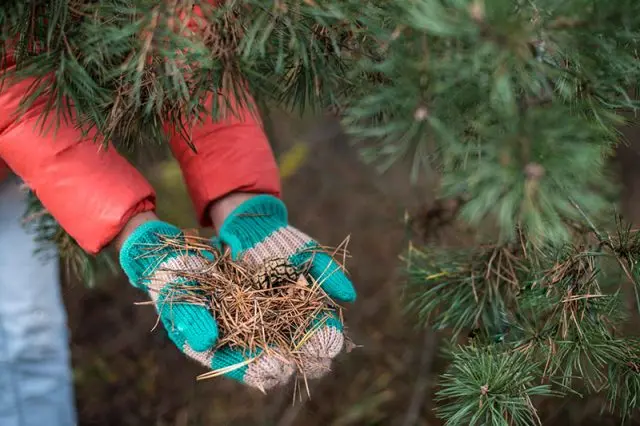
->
[218,195,289,256]
[119,220,183,288]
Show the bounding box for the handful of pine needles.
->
[147,233,350,381]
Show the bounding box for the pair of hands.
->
[117,194,356,391]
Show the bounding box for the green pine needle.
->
[22,190,117,287]
[436,345,555,426]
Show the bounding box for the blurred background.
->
[61,110,640,425]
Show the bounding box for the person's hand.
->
[118,219,295,391]
[210,194,357,380]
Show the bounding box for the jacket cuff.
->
[94,195,157,255]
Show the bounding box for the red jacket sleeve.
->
[167,93,281,227]
[0,74,156,254]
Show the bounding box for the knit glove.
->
[119,221,295,391]
[216,195,357,379]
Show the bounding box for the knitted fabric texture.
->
[119,220,294,390]
[216,195,355,379]
[218,195,356,303]
[182,345,295,391]
[119,221,219,352]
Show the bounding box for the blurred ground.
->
[61,112,640,425]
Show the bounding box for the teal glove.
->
[119,220,294,391]
[119,221,219,352]
[216,195,357,379]
[218,195,357,303]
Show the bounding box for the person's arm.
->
[0,73,158,254]
[167,92,281,230]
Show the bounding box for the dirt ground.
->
[61,113,640,425]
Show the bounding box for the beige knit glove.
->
[216,195,356,382]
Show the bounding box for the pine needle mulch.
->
[140,232,352,386]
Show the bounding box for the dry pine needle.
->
[142,233,350,382]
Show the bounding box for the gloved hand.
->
[119,221,295,391]
[215,195,357,379]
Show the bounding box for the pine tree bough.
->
[1,0,369,147]
[406,222,640,424]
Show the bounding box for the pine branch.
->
[436,344,554,426]
[22,189,117,287]
[607,341,640,421]
[406,217,640,422]
[343,0,639,244]
[404,242,525,337]
[1,0,372,149]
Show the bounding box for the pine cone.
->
[250,258,298,290]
